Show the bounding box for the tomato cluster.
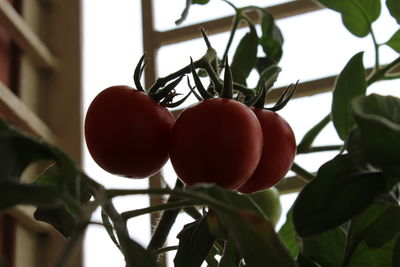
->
[84,83,296,193]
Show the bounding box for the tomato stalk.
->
[84,178,142,266]
[121,199,197,221]
[290,162,315,182]
[146,179,184,255]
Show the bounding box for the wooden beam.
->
[0,81,57,144]
[0,0,57,69]
[156,0,323,46]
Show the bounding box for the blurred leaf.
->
[230,25,259,86]
[175,0,210,25]
[317,0,381,37]
[351,94,400,177]
[257,64,281,91]
[332,52,366,141]
[34,206,77,237]
[0,118,55,182]
[0,118,93,237]
[347,238,397,266]
[297,114,331,153]
[259,10,283,63]
[32,165,91,237]
[300,227,346,267]
[174,216,216,267]
[386,29,400,53]
[387,0,400,24]
[256,57,275,74]
[192,184,297,267]
[278,209,299,258]
[348,204,390,243]
[218,239,241,267]
[0,182,59,210]
[292,154,388,237]
[363,206,400,248]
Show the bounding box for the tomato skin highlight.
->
[238,108,296,194]
[169,98,263,189]
[84,85,174,178]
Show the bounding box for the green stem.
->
[291,162,315,182]
[383,73,400,80]
[149,48,218,93]
[122,199,197,220]
[370,27,380,71]
[107,188,234,213]
[367,56,400,86]
[152,245,178,255]
[297,145,342,154]
[147,179,184,254]
[84,178,137,266]
[184,206,202,219]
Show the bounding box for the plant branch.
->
[147,179,184,254]
[297,145,342,154]
[370,27,380,71]
[83,178,137,266]
[291,162,315,182]
[367,56,400,86]
[122,199,197,220]
[149,48,218,93]
[152,245,178,255]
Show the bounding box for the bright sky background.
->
[82,1,399,266]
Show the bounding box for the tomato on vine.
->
[84,85,175,178]
[169,59,264,189]
[238,108,296,194]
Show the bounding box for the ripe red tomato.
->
[169,98,263,189]
[84,85,174,178]
[238,108,296,194]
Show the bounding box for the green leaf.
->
[0,182,59,210]
[0,118,92,237]
[343,204,396,266]
[259,10,283,63]
[351,94,400,177]
[278,209,299,258]
[174,216,216,267]
[348,239,397,266]
[230,25,259,86]
[192,184,297,267]
[317,0,381,37]
[363,206,400,248]
[0,118,55,182]
[386,29,400,53]
[34,206,77,237]
[300,227,346,267]
[292,154,388,237]
[31,165,91,237]
[387,0,400,24]
[218,239,241,267]
[332,52,366,141]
